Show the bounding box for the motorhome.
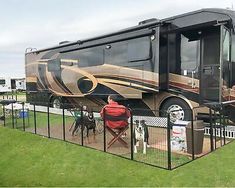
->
[25,8,235,122]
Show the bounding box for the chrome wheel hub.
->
[167,105,185,123]
[53,99,61,109]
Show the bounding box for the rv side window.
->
[0,79,5,85]
[104,42,128,65]
[232,34,235,62]
[181,34,199,72]
[79,48,103,67]
[128,37,151,62]
[48,59,61,72]
[231,34,235,86]
[223,29,230,61]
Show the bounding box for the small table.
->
[4,102,30,127]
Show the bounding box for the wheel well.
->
[159,96,192,111]
[50,95,62,101]
[159,96,193,122]
[49,95,63,105]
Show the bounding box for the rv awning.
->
[163,9,235,32]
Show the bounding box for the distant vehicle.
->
[15,78,26,91]
[25,8,235,122]
[0,77,11,93]
[0,77,26,93]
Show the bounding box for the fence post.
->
[11,90,14,100]
[167,112,171,170]
[222,106,226,145]
[81,106,84,146]
[3,105,5,127]
[11,103,14,129]
[47,102,50,138]
[62,103,66,141]
[22,102,25,131]
[33,103,37,134]
[103,108,106,152]
[219,109,222,147]
[15,91,18,101]
[191,109,195,160]
[130,109,133,160]
[213,110,216,150]
[209,108,214,151]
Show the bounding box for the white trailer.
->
[0,77,12,93]
[15,78,26,91]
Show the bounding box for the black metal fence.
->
[0,99,234,170]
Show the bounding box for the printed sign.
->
[171,121,188,152]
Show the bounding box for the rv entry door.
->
[200,26,221,103]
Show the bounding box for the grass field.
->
[3,111,74,129]
[0,126,234,187]
[1,111,191,169]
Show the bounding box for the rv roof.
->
[162,8,235,31]
[27,8,235,54]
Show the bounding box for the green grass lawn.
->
[2,112,189,169]
[3,111,74,129]
[0,126,235,187]
[128,148,190,168]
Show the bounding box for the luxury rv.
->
[25,8,235,122]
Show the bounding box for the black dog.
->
[72,111,96,142]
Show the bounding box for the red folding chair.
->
[104,112,130,149]
[106,126,129,149]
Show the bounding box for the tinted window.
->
[48,59,61,72]
[105,42,128,65]
[128,37,151,62]
[0,79,5,85]
[181,34,199,71]
[60,47,104,68]
[231,34,235,87]
[79,48,104,67]
[105,37,151,66]
[231,34,235,62]
[223,29,230,61]
[203,33,220,65]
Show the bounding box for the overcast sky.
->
[0,0,235,78]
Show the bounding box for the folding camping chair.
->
[106,126,129,149]
[105,113,129,149]
[68,108,81,135]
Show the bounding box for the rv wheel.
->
[160,98,191,124]
[52,97,61,109]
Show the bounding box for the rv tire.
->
[160,98,191,124]
[51,97,62,109]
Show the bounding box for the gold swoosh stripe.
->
[98,78,158,92]
[61,65,97,93]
